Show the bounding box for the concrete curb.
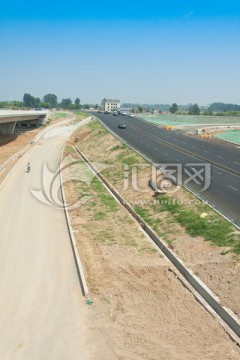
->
[0,143,34,191]
[60,147,89,298]
[75,147,240,343]
[0,142,32,174]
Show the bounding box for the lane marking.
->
[234,162,240,166]
[229,185,238,191]
[123,121,240,178]
[217,155,223,159]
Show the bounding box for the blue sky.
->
[1,0,240,105]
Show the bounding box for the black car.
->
[118,124,126,129]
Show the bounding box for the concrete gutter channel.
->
[60,151,89,297]
[72,146,240,344]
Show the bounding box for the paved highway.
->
[93,112,240,226]
[0,121,91,359]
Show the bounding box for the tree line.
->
[0,93,93,110]
[169,102,240,115]
[123,102,240,115]
[22,93,81,109]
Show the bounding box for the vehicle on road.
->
[113,111,118,116]
[118,124,126,129]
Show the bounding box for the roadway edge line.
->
[75,146,240,344]
[60,144,89,298]
[135,114,240,148]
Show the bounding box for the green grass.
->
[122,155,140,165]
[138,247,158,255]
[93,230,117,245]
[134,205,155,228]
[64,144,76,154]
[134,196,240,253]
[91,177,118,212]
[73,112,90,123]
[51,112,68,120]
[89,120,108,135]
[110,145,120,152]
[93,211,106,220]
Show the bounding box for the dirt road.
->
[0,122,91,359]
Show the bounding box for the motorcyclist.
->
[27,162,31,172]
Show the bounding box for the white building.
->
[101,98,120,112]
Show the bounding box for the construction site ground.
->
[1,115,239,359]
[62,119,240,359]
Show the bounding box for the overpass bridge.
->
[0,110,49,134]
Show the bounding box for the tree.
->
[75,98,80,106]
[188,103,200,115]
[23,93,37,108]
[43,94,57,108]
[61,98,72,108]
[169,103,178,113]
[208,102,240,112]
[41,102,51,109]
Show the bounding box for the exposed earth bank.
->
[63,119,240,359]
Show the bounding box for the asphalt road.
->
[0,122,91,359]
[93,112,240,226]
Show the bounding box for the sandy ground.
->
[1,116,239,359]
[62,123,240,359]
[64,177,240,360]
[67,121,240,320]
[0,122,92,359]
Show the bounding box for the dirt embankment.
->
[63,120,240,360]
[0,112,73,185]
